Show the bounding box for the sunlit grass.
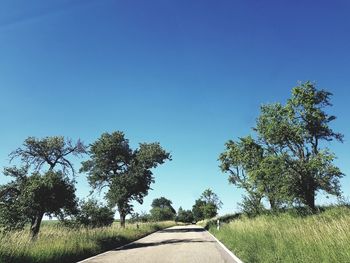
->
[210,207,350,263]
[0,221,175,263]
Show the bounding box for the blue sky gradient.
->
[1,0,350,215]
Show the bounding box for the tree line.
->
[219,82,344,215]
[0,132,170,238]
[0,81,343,238]
[132,189,222,223]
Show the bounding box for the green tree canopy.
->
[80,131,171,227]
[219,82,344,213]
[176,207,194,223]
[151,197,176,214]
[0,136,85,238]
[256,82,343,209]
[192,189,222,221]
[149,197,176,221]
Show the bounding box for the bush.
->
[75,199,115,228]
[129,212,150,223]
[150,207,175,221]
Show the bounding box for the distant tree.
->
[80,132,171,227]
[138,211,151,222]
[0,136,85,238]
[151,197,176,214]
[192,199,206,221]
[200,189,223,210]
[75,199,115,228]
[176,207,194,223]
[150,207,175,221]
[150,197,176,221]
[192,189,222,220]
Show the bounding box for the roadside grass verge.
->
[209,207,350,263]
[0,221,175,263]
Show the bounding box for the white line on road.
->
[206,230,244,263]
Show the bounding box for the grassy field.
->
[0,221,175,263]
[210,207,350,263]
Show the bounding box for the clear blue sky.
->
[1,0,350,215]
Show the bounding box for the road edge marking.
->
[206,230,244,263]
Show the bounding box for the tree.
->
[255,82,344,209]
[80,132,171,227]
[0,169,77,238]
[200,189,223,210]
[176,207,194,223]
[192,189,222,220]
[150,207,175,221]
[219,136,290,212]
[151,197,176,214]
[0,136,85,238]
[219,82,344,213]
[150,197,176,221]
[75,199,115,228]
[192,199,206,221]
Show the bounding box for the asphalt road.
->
[78,225,238,263]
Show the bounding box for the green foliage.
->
[9,136,86,176]
[150,207,175,221]
[192,189,222,221]
[219,82,344,214]
[75,199,115,228]
[0,136,85,238]
[129,211,150,223]
[0,170,78,237]
[80,131,171,227]
[151,197,176,214]
[149,197,176,221]
[176,207,194,223]
[192,199,205,221]
[255,82,343,209]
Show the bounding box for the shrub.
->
[75,199,115,228]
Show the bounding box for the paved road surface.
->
[79,225,238,263]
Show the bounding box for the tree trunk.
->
[305,188,315,211]
[304,176,316,211]
[120,213,126,228]
[30,212,44,240]
[269,198,277,212]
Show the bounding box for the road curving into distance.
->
[78,225,240,263]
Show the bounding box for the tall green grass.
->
[0,221,175,263]
[210,207,350,263]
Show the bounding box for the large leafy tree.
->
[220,82,344,213]
[80,132,171,227]
[256,82,343,209]
[219,136,290,212]
[0,136,85,238]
